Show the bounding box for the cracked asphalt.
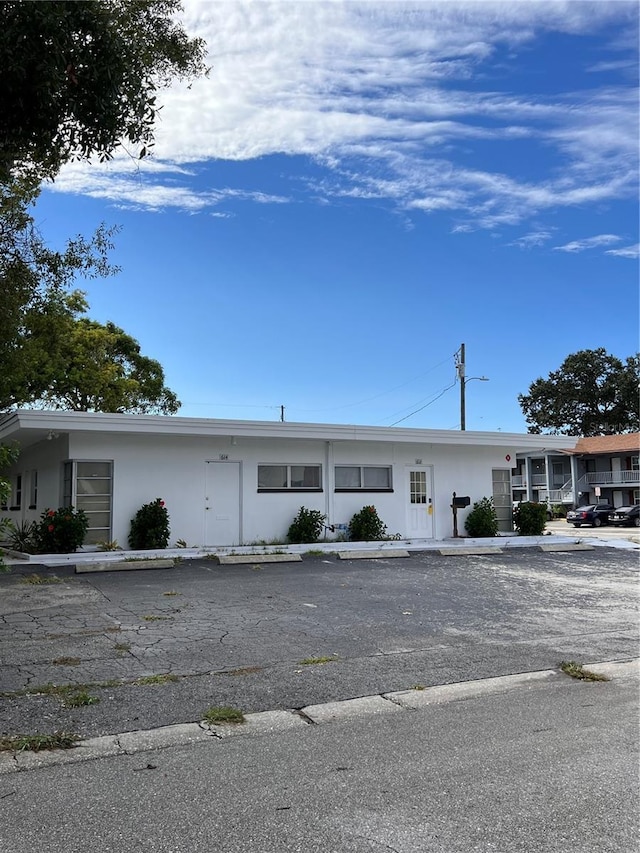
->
[1,547,638,739]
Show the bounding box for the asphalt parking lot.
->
[1,546,638,739]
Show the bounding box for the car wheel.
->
[573,524,580,528]
[635,518,640,528]
[593,517,601,527]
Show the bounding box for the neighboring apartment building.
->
[512,433,640,510]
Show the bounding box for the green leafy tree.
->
[518,349,640,436]
[44,316,180,414]
[0,0,207,181]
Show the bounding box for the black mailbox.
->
[452,495,471,508]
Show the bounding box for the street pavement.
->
[0,546,637,739]
[0,661,637,853]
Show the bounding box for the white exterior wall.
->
[60,431,516,545]
[2,410,565,549]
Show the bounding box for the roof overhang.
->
[0,410,579,453]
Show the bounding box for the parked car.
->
[608,505,640,528]
[566,503,615,528]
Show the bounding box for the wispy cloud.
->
[553,234,623,253]
[605,243,640,259]
[509,230,554,250]
[48,0,638,232]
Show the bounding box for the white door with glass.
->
[204,461,241,546]
[406,468,434,538]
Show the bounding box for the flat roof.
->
[0,409,578,452]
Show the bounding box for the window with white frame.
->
[258,464,322,491]
[334,465,392,491]
[631,456,639,471]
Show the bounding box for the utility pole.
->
[280,405,285,422]
[458,343,466,431]
[456,343,489,431]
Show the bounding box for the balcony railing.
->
[548,488,574,503]
[531,473,547,486]
[581,470,640,486]
[512,475,526,488]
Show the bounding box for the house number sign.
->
[415,458,423,464]
[219,454,229,461]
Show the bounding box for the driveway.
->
[1,547,638,739]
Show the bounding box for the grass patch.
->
[52,656,81,666]
[304,549,325,556]
[298,655,338,666]
[21,573,61,585]
[559,661,610,682]
[162,590,180,596]
[202,705,245,725]
[134,674,179,686]
[141,614,172,622]
[411,684,426,691]
[63,690,99,708]
[0,732,80,752]
[114,642,131,652]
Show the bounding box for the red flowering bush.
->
[128,498,170,550]
[36,507,89,553]
[348,505,387,541]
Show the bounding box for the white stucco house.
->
[0,411,577,548]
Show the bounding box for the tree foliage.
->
[0,0,207,180]
[39,312,180,414]
[518,349,640,436]
[1,285,179,414]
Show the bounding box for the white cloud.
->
[46,0,638,228]
[553,234,623,253]
[605,243,640,259]
[509,230,554,250]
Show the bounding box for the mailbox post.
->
[451,492,471,538]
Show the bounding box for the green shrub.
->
[287,506,326,544]
[464,497,499,538]
[128,498,170,550]
[551,503,567,519]
[348,505,388,541]
[513,501,548,536]
[36,507,89,553]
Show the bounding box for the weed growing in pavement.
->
[411,684,426,691]
[217,666,264,677]
[299,655,338,666]
[52,657,81,666]
[21,573,61,585]
[559,661,609,682]
[162,590,180,596]
[63,690,99,708]
[134,674,179,686]
[114,642,131,652]
[141,614,172,621]
[0,732,80,753]
[202,706,245,725]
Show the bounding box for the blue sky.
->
[34,0,638,432]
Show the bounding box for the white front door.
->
[204,461,241,546]
[406,467,434,538]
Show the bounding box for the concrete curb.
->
[1,658,636,775]
[75,558,175,573]
[215,554,303,565]
[337,549,410,560]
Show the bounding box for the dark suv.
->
[566,503,614,528]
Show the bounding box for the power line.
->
[387,376,459,426]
